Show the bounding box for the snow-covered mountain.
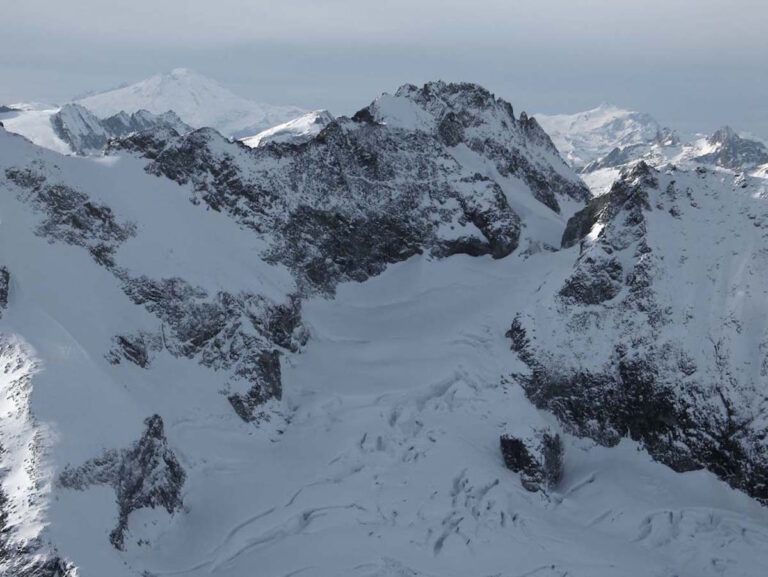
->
[51,104,191,155]
[240,110,335,148]
[2,81,768,577]
[539,103,768,196]
[0,102,191,155]
[536,104,678,170]
[0,102,74,155]
[694,126,768,169]
[76,68,307,138]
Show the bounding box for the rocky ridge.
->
[51,104,190,155]
[509,161,768,502]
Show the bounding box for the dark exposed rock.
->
[559,162,654,304]
[116,275,306,414]
[0,266,9,312]
[270,205,426,291]
[559,256,623,305]
[126,114,528,293]
[228,350,283,421]
[517,346,768,501]
[360,82,590,211]
[695,126,768,169]
[107,333,162,368]
[59,415,186,550]
[351,106,376,124]
[500,435,541,491]
[5,167,136,268]
[561,193,612,248]
[437,111,465,146]
[113,81,588,292]
[106,125,181,159]
[513,163,768,503]
[500,430,564,492]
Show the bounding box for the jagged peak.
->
[619,159,658,186]
[709,125,738,144]
[390,80,512,118]
[354,80,531,147]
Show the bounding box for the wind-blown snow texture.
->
[1,81,768,577]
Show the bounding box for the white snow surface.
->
[536,104,665,169]
[76,68,307,138]
[2,114,768,576]
[0,104,72,155]
[239,110,334,148]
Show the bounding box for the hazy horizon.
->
[2,0,767,139]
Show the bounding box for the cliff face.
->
[512,162,768,502]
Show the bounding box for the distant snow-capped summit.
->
[240,109,334,148]
[76,68,306,138]
[694,125,768,169]
[536,103,676,169]
[51,104,191,155]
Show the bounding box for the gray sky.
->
[2,0,767,138]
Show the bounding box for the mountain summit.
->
[76,68,306,137]
[536,104,676,169]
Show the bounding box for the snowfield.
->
[536,104,670,169]
[1,80,768,577]
[0,104,72,155]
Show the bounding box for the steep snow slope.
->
[0,103,191,156]
[77,68,306,138]
[0,103,72,155]
[240,110,334,148]
[0,125,299,575]
[2,79,768,577]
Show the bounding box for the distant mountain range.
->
[76,68,306,138]
[538,104,768,194]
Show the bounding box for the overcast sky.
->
[2,0,767,138]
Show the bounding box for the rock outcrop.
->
[500,430,563,492]
[510,162,768,502]
[113,82,587,293]
[51,104,190,155]
[59,415,186,550]
[694,126,768,169]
